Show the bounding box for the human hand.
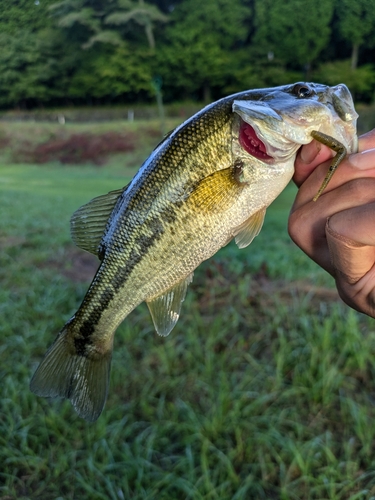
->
[289,129,375,317]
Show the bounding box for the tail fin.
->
[30,325,112,422]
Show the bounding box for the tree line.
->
[0,0,374,109]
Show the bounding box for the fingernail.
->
[349,148,375,170]
[300,141,321,164]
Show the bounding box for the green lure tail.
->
[311,130,347,202]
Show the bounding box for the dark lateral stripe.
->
[111,217,165,293]
[75,215,166,354]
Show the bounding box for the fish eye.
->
[292,84,314,98]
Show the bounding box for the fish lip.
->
[238,117,294,163]
[248,119,298,162]
[233,99,302,162]
[325,84,359,123]
[330,84,359,153]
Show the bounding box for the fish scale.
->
[31,82,358,421]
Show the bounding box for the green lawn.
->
[1,121,375,499]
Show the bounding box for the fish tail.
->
[30,323,112,422]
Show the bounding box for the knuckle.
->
[288,210,298,241]
[288,209,306,245]
[344,177,375,202]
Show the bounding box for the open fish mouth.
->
[239,118,273,161]
[233,82,358,165]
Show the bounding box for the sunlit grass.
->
[1,120,375,499]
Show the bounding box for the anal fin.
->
[233,207,266,249]
[146,274,193,336]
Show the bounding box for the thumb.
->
[326,218,375,284]
[294,141,334,187]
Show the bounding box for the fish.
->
[30,82,358,421]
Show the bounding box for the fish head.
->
[232,82,358,165]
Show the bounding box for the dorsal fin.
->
[70,187,126,257]
[146,274,193,336]
[233,207,266,249]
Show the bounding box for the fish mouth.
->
[239,119,273,160]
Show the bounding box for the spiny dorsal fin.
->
[70,187,126,257]
[189,167,244,212]
[146,274,193,337]
[233,207,266,249]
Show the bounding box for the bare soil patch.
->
[46,246,99,283]
[16,131,137,165]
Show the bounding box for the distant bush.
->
[313,60,375,103]
[357,104,375,134]
[20,131,137,165]
[0,132,10,149]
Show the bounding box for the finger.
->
[348,148,375,171]
[325,205,375,317]
[291,149,375,211]
[289,177,375,274]
[293,141,334,187]
[328,202,375,246]
[293,128,375,189]
[335,265,375,318]
[358,129,375,152]
[326,216,375,284]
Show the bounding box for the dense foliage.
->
[0,0,374,108]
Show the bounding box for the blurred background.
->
[0,0,375,115]
[1,1,375,499]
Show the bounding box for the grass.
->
[1,119,375,499]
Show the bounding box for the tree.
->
[68,44,154,101]
[0,29,77,108]
[49,0,167,50]
[49,0,123,48]
[335,0,375,69]
[0,0,56,35]
[46,0,158,103]
[253,0,334,76]
[105,0,168,51]
[157,0,251,101]
[313,59,375,102]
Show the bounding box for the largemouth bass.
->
[31,82,358,421]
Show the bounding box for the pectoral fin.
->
[233,208,266,249]
[70,186,127,257]
[146,274,193,336]
[189,166,244,212]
